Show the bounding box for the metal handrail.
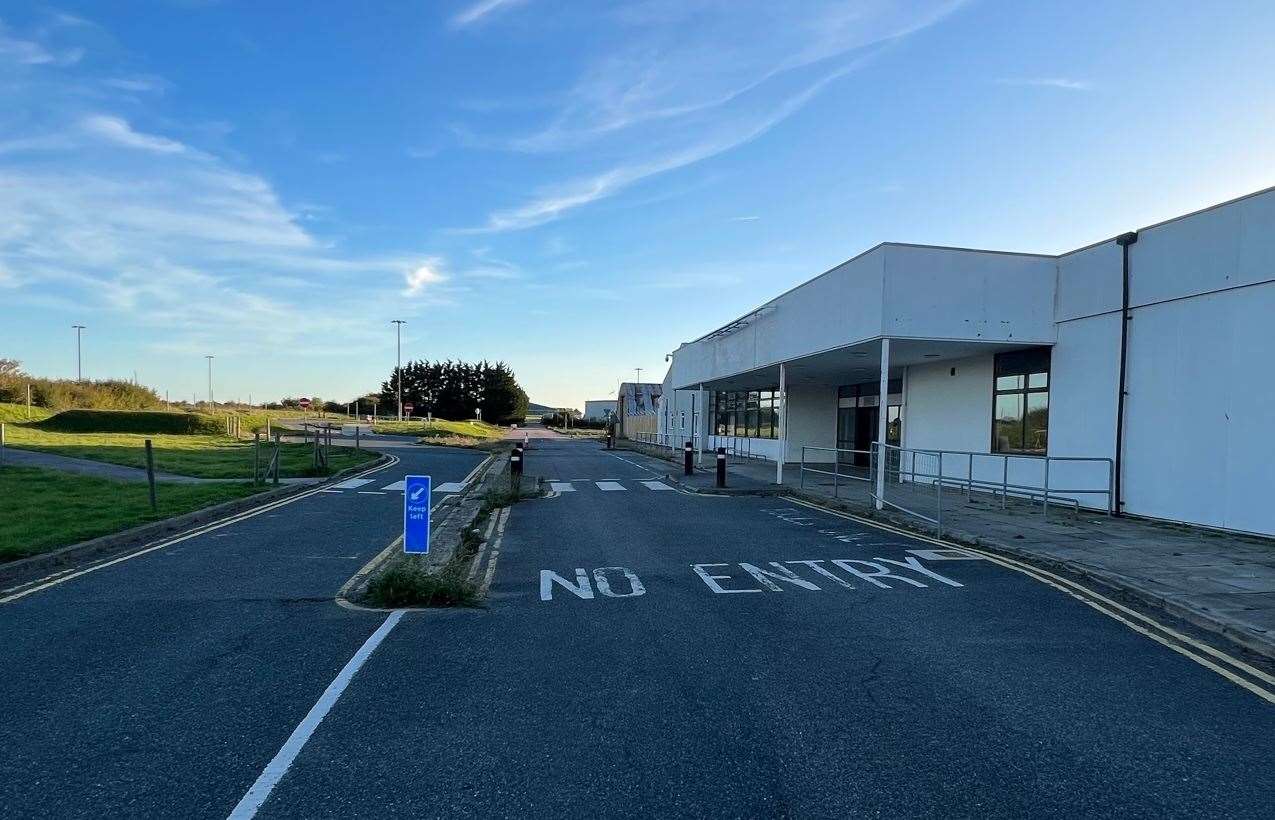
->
[798,446,873,499]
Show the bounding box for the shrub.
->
[36,409,226,435]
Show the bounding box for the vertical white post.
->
[776,362,786,485]
[875,338,890,509]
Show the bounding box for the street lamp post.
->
[72,325,86,382]
[391,320,406,422]
[205,355,215,409]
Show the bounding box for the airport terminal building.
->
[656,187,1275,537]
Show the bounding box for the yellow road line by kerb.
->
[782,495,1275,705]
[1,454,400,605]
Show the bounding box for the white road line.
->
[550,482,575,492]
[1,455,400,605]
[318,489,343,494]
[332,478,374,490]
[466,512,501,583]
[606,452,660,476]
[595,481,626,491]
[434,482,466,493]
[226,610,405,820]
[381,480,405,491]
[640,480,674,491]
[356,491,387,495]
[479,508,509,597]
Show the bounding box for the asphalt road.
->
[3,436,1273,818]
[0,438,485,819]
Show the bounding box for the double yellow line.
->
[1,454,400,605]
[784,496,1275,705]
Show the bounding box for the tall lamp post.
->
[205,355,215,409]
[72,325,86,382]
[391,320,406,422]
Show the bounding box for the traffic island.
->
[339,449,543,610]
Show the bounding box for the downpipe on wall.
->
[1114,230,1138,516]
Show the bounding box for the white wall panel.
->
[882,246,1057,343]
[1122,284,1275,534]
[1056,241,1122,322]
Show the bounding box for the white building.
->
[659,187,1275,537]
[583,399,617,421]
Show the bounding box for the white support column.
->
[776,362,787,485]
[875,339,890,509]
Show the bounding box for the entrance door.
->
[853,407,878,468]
[836,407,855,465]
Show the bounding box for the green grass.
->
[362,559,480,608]
[2,424,378,478]
[0,466,265,561]
[0,402,54,424]
[371,418,507,444]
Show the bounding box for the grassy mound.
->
[35,409,226,435]
[0,402,54,424]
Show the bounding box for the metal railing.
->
[634,432,702,451]
[870,443,1115,538]
[798,446,873,497]
[707,434,771,461]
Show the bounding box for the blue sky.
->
[1,1,1272,409]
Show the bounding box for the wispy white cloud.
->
[0,19,77,65]
[451,0,530,28]
[729,215,760,222]
[103,75,169,93]
[80,114,189,154]
[460,1,968,232]
[995,77,1092,90]
[403,260,448,295]
[463,53,875,233]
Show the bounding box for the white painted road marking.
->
[226,610,404,820]
[550,482,575,492]
[434,482,466,493]
[540,566,646,600]
[381,480,405,491]
[357,491,387,495]
[332,478,374,489]
[640,480,674,491]
[595,481,626,491]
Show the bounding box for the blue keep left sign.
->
[403,474,431,554]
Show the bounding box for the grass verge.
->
[0,465,264,561]
[2,424,377,478]
[371,418,506,445]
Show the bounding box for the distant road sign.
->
[298,397,311,408]
[403,475,431,554]
[403,402,415,415]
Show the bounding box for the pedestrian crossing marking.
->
[551,482,576,492]
[596,481,626,491]
[640,481,675,491]
[333,478,374,489]
[381,480,405,491]
[435,482,466,493]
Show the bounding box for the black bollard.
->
[511,445,524,492]
[716,446,727,488]
[683,441,694,476]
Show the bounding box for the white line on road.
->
[550,482,575,492]
[596,481,626,491]
[226,610,405,819]
[640,480,674,491]
[479,507,510,597]
[381,480,405,491]
[356,491,387,495]
[606,452,661,476]
[434,482,466,493]
[332,478,374,490]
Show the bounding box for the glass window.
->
[992,348,1049,454]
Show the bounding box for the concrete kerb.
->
[616,439,781,496]
[336,451,513,610]
[0,451,394,589]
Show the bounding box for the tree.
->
[377,359,528,423]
